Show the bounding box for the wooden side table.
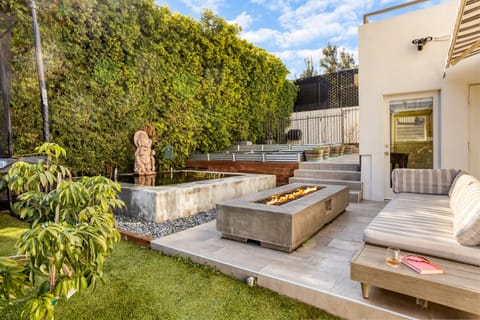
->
[351,244,480,315]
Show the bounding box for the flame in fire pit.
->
[265,186,319,206]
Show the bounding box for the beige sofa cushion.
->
[363,193,480,266]
[449,172,479,212]
[392,168,459,195]
[454,182,480,246]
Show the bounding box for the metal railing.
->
[189,151,306,163]
[363,0,428,24]
[261,106,359,145]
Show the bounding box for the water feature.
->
[117,170,276,223]
[116,170,237,186]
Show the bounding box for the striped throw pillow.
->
[449,173,479,213]
[454,182,480,246]
[392,169,459,195]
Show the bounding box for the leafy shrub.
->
[0,143,123,320]
[1,0,297,175]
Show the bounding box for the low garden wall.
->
[186,160,299,186]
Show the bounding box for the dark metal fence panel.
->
[294,69,358,112]
[323,70,359,109]
[294,75,330,111]
[260,106,359,145]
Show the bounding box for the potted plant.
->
[329,145,340,157]
[304,147,324,161]
[322,146,330,159]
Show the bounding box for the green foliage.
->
[1,143,71,196]
[319,42,357,74]
[299,56,317,79]
[0,143,123,320]
[1,0,297,174]
[299,43,357,79]
[0,257,30,303]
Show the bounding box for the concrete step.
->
[288,177,362,191]
[349,190,363,203]
[299,162,360,172]
[288,177,363,203]
[293,169,361,181]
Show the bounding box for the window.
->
[390,97,433,169]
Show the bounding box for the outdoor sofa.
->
[351,168,480,314]
[365,168,480,265]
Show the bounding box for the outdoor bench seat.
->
[363,192,480,266]
[352,168,480,315]
[363,168,480,266]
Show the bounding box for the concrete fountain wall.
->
[118,172,276,223]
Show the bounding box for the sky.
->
[154,0,450,79]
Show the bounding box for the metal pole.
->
[0,38,13,155]
[29,0,50,142]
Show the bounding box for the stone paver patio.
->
[151,200,477,319]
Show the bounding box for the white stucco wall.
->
[442,56,480,171]
[358,0,480,200]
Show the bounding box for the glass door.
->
[390,97,433,169]
[384,94,437,197]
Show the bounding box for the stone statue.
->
[134,130,155,175]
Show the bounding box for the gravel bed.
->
[114,209,216,239]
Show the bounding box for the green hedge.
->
[1,0,297,175]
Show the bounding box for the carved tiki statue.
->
[134,130,155,175]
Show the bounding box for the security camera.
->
[412,36,433,51]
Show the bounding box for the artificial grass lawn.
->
[0,212,338,320]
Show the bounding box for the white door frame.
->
[383,90,440,198]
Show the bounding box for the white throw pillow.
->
[454,182,480,246]
[450,173,479,213]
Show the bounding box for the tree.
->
[298,57,317,79]
[0,143,123,320]
[339,50,356,71]
[319,42,356,74]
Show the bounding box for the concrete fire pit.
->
[216,183,349,252]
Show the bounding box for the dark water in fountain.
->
[116,170,238,186]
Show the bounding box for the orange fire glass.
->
[265,186,318,206]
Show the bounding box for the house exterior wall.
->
[441,55,480,172]
[359,0,480,200]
